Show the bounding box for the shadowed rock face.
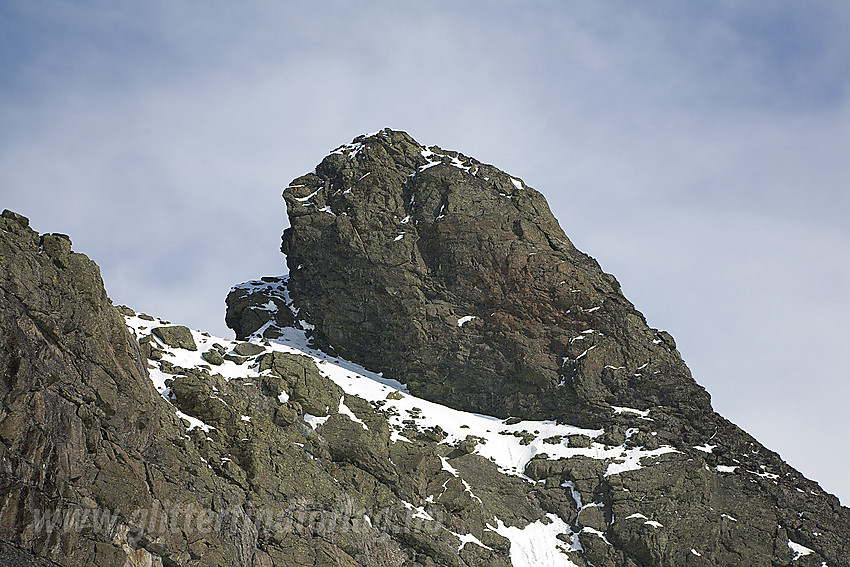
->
[0,210,178,564]
[281,129,710,430]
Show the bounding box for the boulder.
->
[151,325,197,350]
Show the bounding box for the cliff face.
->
[1,129,848,567]
[279,129,711,431]
[0,210,284,566]
[0,210,171,564]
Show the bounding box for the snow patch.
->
[788,540,814,560]
[488,514,580,567]
[303,414,330,429]
[338,396,368,430]
[293,189,320,203]
[175,410,215,433]
[452,531,492,552]
[612,406,650,418]
[604,446,677,477]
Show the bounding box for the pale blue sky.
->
[2,1,848,503]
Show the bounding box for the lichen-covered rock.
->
[233,342,265,357]
[151,324,197,350]
[258,351,343,416]
[201,348,224,365]
[0,210,216,565]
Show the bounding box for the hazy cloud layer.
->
[2,1,848,502]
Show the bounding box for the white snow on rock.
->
[338,396,368,430]
[440,456,459,476]
[125,277,679,480]
[605,446,677,477]
[175,410,215,433]
[121,275,692,565]
[420,147,475,173]
[611,406,650,418]
[293,189,320,203]
[457,315,476,327]
[125,287,678,481]
[451,531,492,553]
[624,513,662,528]
[788,539,814,560]
[488,514,580,567]
[303,413,330,429]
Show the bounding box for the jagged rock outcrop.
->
[278,129,709,431]
[222,129,849,566]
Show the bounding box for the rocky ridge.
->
[0,129,847,566]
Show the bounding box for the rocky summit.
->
[1,131,848,567]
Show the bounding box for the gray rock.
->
[279,129,711,432]
[151,325,197,350]
[225,278,296,340]
[201,348,224,365]
[233,342,266,356]
[258,351,343,416]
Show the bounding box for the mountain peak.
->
[278,129,710,430]
[2,131,848,567]
[224,130,850,565]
